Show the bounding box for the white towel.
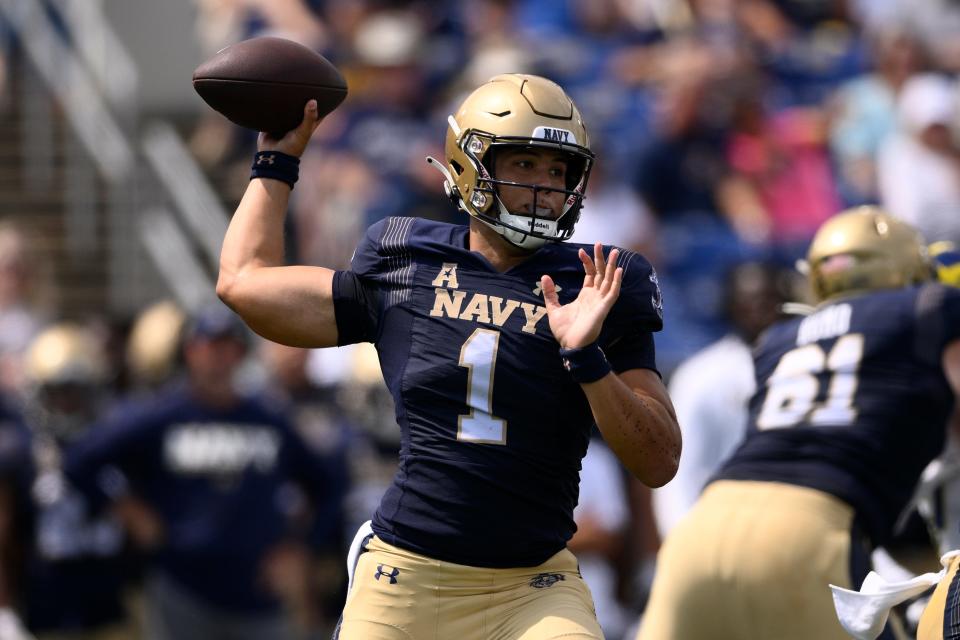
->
[830,550,960,639]
[0,607,35,640]
[345,520,374,594]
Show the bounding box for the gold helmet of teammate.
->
[804,206,931,303]
[427,74,594,250]
[24,323,108,439]
[25,324,107,388]
[126,300,187,387]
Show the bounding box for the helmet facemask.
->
[464,133,593,250]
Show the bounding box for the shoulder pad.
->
[350,217,419,279]
[614,249,664,332]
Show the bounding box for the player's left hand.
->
[541,243,623,349]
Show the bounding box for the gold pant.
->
[918,553,960,640]
[639,481,858,640]
[337,535,603,640]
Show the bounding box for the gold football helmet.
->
[126,300,186,387]
[427,74,594,249]
[24,323,108,439]
[25,324,107,387]
[804,206,931,303]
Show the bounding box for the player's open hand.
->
[541,243,623,349]
[258,99,322,158]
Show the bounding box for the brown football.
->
[192,37,347,136]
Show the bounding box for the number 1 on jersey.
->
[457,328,507,444]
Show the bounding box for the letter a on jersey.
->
[432,263,460,289]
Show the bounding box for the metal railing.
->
[0,0,226,313]
[48,0,138,110]
[1,0,134,182]
[142,122,229,270]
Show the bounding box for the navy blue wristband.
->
[559,342,612,384]
[250,150,300,188]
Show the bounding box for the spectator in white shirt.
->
[652,261,797,537]
[878,73,960,245]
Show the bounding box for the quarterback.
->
[638,207,960,640]
[217,74,681,639]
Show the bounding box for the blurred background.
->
[1,0,960,638]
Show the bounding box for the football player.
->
[914,240,960,640]
[217,74,681,639]
[829,239,960,640]
[637,207,960,640]
[0,391,34,640]
[17,324,134,637]
[64,304,347,640]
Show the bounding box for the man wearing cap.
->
[64,303,348,640]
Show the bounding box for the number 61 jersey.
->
[716,282,960,546]
[332,217,663,568]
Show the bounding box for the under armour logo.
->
[374,564,400,584]
[533,282,561,297]
[256,154,276,165]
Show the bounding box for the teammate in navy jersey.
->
[217,74,681,639]
[65,304,347,640]
[637,207,960,640]
[0,395,33,638]
[16,323,135,639]
[833,243,960,640]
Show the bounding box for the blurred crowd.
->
[188,0,960,369]
[0,281,404,638]
[2,0,960,638]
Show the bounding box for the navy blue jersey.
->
[717,283,960,545]
[64,382,347,613]
[0,401,133,632]
[23,485,130,632]
[332,217,663,567]
[0,400,31,487]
